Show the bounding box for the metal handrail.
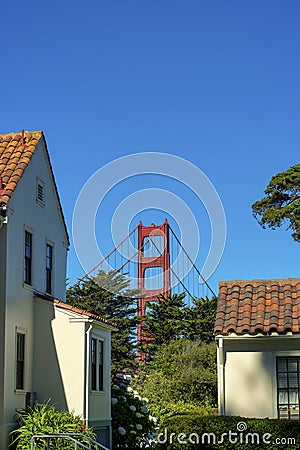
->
[30,433,110,450]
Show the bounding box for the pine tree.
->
[139,293,187,359]
[185,296,218,343]
[252,163,300,242]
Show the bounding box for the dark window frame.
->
[46,243,53,294]
[277,356,300,419]
[91,337,104,391]
[16,332,25,390]
[24,231,32,285]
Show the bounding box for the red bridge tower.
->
[137,220,171,352]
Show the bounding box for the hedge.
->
[154,414,300,449]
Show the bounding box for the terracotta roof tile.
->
[214,278,300,335]
[0,130,69,245]
[0,130,42,204]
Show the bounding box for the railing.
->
[30,433,110,450]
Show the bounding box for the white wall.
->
[34,298,112,423]
[218,335,300,419]
[1,139,68,448]
[33,299,85,415]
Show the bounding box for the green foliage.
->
[156,401,217,420]
[133,339,217,419]
[139,293,187,358]
[252,163,300,242]
[10,400,95,449]
[66,270,139,375]
[155,414,300,449]
[140,294,217,360]
[185,296,218,343]
[111,385,155,448]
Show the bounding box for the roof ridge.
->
[219,278,300,286]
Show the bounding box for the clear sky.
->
[1,0,300,295]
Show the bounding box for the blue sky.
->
[1,0,300,294]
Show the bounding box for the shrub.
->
[111,385,155,448]
[157,402,217,421]
[133,340,217,416]
[155,414,300,449]
[10,400,96,449]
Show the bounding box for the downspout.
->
[218,337,225,415]
[85,323,92,427]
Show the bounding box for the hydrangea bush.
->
[111,385,155,448]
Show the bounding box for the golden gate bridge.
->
[73,220,216,347]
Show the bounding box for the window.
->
[46,244,53,294]
[277,357,300,419]
[91,338,104,391]
[16,332,25,390]
[36,179,45,204]
[24,231,32,285]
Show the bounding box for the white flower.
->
[133,390,139,396]
[127,386,133,392]
[129,405,136,411]
[136,424,142,431]
[149,415,158,423]
[118,426,126,435]
[141,405,149,414]
[134,394,142,401]
[111,398,118,405]
[142,397,149,403]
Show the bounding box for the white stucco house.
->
[215,278,300,420]
[0,130,116,449]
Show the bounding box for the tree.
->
[139,293,187,359]
[66,270,139,375]
[185,296,218,343]
[133,339,217,418]
[139,293,218,359]
[252,164,300,242]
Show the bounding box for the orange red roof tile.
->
[214,278,300,335]
[0,130,42,204]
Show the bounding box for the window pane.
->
[24,232,32,285]
[278,390,289,406]
[16,333,25,390]
[278,373,288,388]
[289,390,299,404]
[91,338,97,390]
[277,358,287,373]
[288,358,298,372]
[46,244,53,294]
[289,373,298,388]
[98,341,103,391]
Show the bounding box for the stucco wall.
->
[33,299,85,414]
[1,139,68,448]
[218,335,300,419]
[34,299,112,425]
